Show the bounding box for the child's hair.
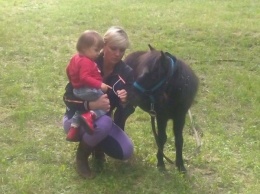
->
[76,30,104,52]
[103,26,130,49]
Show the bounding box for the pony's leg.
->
[156,117,168,170]
[173,113,186,172]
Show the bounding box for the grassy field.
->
[0,0,259,193]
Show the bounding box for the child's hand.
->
[101,83,112,92]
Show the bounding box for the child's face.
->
[83,44,102,61]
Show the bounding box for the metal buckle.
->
[149,103,156,117]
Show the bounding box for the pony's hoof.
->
[157,164,166,172]
[178,166,187,173]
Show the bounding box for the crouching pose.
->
[63,91,133,178]
[62,26,135,178]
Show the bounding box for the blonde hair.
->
[76,30,104,52]
[103,26,130,49]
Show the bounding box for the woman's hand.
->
[87,94,110,112]
[117,89,127,103]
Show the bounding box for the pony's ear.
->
[160,51,169,68]
[148,44,155,51]
[160,51,167,62]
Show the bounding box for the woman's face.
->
[103,43,126,65]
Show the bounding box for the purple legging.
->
[63,115,133,160]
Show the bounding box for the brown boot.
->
[76,141,95,179]
[92,145,106,162]
[92,145,106,173]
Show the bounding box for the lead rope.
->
[149,103,174,164]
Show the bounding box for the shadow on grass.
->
[69,154,212,194]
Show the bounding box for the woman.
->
[63,26,135,179]
[96,26,135,130]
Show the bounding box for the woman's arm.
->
[64,82,110,112]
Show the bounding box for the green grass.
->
[0,0,259,193]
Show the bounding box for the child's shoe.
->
[79,111,96,135]
[66,127,80,142]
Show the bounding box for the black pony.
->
[124,45,199,172]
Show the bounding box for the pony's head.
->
[129,45,177,105]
